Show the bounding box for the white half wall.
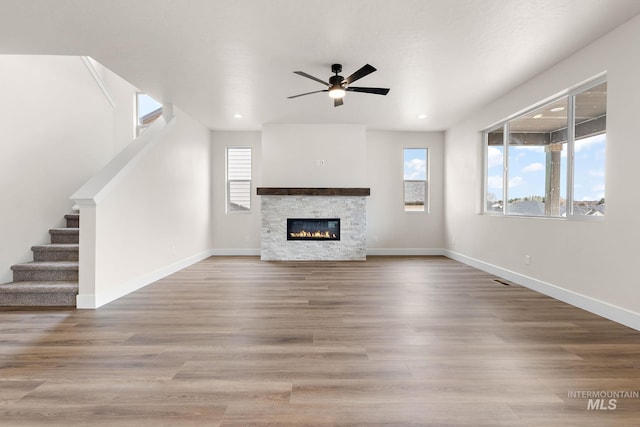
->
[75,108,212,308]
[444,14,640,329]
[0,55,137,284]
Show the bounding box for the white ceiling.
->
[1,0,639,131]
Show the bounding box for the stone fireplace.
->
[257,188,370,261]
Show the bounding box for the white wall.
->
[0,55,137,283]
[210,125,445,254]
[262,124,367,187]
[444,14,640,329]
[366,131,445,253]
[76,108,212,308]
[211,131,262,254]
[96,60,138,153]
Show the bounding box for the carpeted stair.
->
[0,212,79,307]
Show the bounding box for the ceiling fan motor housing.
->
[329,74,344,88]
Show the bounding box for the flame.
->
[289,230,337,239]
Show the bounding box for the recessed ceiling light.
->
[417,114,427,119]
[550,107,565,112]
[533,113,543,119]
[233,113,243,119]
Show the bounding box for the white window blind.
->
[227,147,252,212]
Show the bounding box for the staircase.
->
[0,212,79,307]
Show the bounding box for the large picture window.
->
[484,77,606,218]
[226,147,252,213]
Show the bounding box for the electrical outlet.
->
[524,255,531,265]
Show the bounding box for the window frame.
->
[225,146,253,214]
[483,75,606,220]
[403,147,429,213]
[135,92,163,136]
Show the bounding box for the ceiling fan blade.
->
[293,71,330,86]
[346,86,390,95]
[287,89,328,99]
[334,97,344,107]
[343,64,377,85]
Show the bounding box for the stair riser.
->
[0,293,76,307]
[33,251,79,262]
[50,234,79,244]
[13,270,78,282]
[64,213,79,228]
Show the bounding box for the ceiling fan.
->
[288,63,390,107]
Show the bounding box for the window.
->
[484,77,606,218]
[404,148,428,212]
[226,147,252,212]
[136,93,162,136]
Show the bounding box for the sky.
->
[404,148,427,180]
[137,93,162,118]
[487,133,606,202]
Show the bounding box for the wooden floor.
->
[1,256,640,426]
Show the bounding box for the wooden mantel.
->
[257,187,370,197]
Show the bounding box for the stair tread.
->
[0,282,78,294]
[49,228,79,234]
[11,261,79,271]
[32,244,79,251]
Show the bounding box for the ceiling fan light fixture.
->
[289,63,389,107]
[328,86,346,99]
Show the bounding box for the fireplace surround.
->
[257,188,369,261]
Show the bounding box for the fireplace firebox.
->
[287,218,340,241]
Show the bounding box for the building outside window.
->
[484,77,606,218]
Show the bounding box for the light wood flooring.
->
[1,256,640,426]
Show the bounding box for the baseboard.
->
[366,248,445,256]
[444,249,640,332]
[76,249,215,309]
[209,248,445,257]
[209,248,261,256]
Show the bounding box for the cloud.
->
[509,176,524,187]
[589,169,605,177]
[522,162,544,173]
[512,145,545,153]
[593,184,605,192]
[487,146,503,168]
[487,175,503,189]
[404,158,426,180]
[575,134,605,153]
